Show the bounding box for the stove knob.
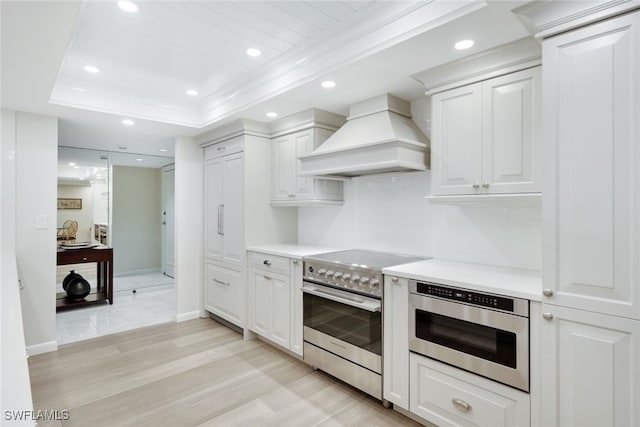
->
[318,269,327,277]
[342,274,351,282]
[333,272,343,280]
[369,279,380,289]
[350,275,360,284]
[359,277,369,286]
[326,270,334,278]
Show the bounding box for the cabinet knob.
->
[391,276,399,283]
[452,398,471,413]
[482,182,490,189]
[263,260,271,266]
[263,275,272,281]
[292,260,299,265]
[287,193,295,198]
[542,313,554,320]
[543,289,554,297]
[472,183,480,189]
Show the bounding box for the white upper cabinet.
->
[542,11,640,319]
[431,66,541,196]
[269,109,346,206]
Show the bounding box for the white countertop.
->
[383,259,542,301]
[247,243,344,260]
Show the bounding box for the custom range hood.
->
[299,94,430,177]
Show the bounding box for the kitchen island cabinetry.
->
[383,275,410,410]
[431,66,541,197]
[270,109,345,206]
[201,120,297,330]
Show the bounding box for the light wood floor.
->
[29,318,422,427]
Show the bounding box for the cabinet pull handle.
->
[216,146,226,152]
[287,193,295,198]
[220,204,224,236]
[213,278,230,286]
[292,260,299,265]
[472,183,480,189]
[543,289,554,297]
[263,275,272,280]
[452,398,471,413]
[542,313,554,320]
[263,260,271,266]
[482,182,490,189]
[217,204,222,235]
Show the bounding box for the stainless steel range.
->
[302,249,427,401]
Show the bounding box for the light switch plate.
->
[35,214,47,230]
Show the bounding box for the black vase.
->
[64,271,91,300]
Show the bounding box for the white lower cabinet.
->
[540,305,640,427]
[204,260,244,327]
[249,251,304,356]
[410,353,530,427]
[383,276,410,410]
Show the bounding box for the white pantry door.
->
[162,165,175,278]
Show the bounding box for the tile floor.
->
[56,271,176,345]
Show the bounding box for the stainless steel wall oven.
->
[409,280,530,392]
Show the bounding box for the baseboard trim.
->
[27,341,58,356]
[176,311,200,323]
[114,268,161,278]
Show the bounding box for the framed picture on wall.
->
[57,198,82,210]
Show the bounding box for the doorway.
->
[162,165,175,278]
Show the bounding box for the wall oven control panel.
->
[411,281,529,317]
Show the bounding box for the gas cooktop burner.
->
[303,249,428,297]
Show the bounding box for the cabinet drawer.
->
[203,136,243,160]
[249,252,289,276]
[410,353,530,427]
[204,261,243,327]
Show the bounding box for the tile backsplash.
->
[299,171,541,271]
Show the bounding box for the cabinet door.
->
[290,259,303,356]
[293,130,315,199]
[540,305,640,427]
[250,271,270,337]
[431,83,483,195]
[383,276,410,410]
[204,158,223,260]
[270,273,290,348]
[204,261,243,327]
[272,134,295,201]
[542,12,640,319]
[221,152,244,265]
[482,67,541,194]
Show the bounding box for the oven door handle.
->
[302,285,381,313]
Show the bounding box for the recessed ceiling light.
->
[186,89,198,96]
[84,65,100,74]
[95,174,102,178]
[159,149,168,153]
[454,39,474,50]
[321,80,336,88]
[73,166,79,169]
[246,48,261,57]
[78,177,85,180]
[266,112,278,118]
[72,87,87,92]
[117,1,138,12]
[135,158,143,162]
[122,119,135,126]
[68,162,76,166]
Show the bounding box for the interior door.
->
[161,165,175,278]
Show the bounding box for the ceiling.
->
[1,0,533,157]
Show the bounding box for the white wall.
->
[111,166,162,274]
[174,136,202,322]
[299,172,541,270]
[14,112,58,352]
[91,179,108,225]
[1,109,34,424]
[57,184,92,242]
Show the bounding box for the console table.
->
[56,246,113,311]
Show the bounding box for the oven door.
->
[302,282,381,373]
[409,294,529,392]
